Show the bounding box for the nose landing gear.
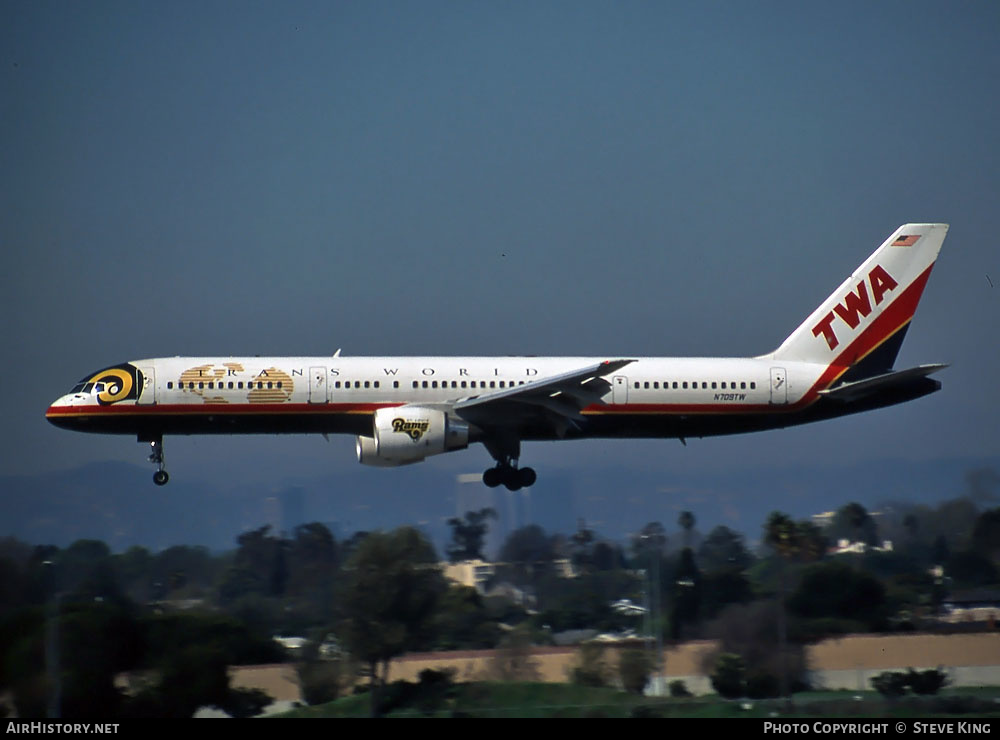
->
[146,437,169,486]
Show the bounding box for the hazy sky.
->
[3,1,998,489]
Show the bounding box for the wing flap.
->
[453,359,634,429]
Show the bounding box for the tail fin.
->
[767,223,948,376]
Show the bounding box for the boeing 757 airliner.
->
[47,223,949,489]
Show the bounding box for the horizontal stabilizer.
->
[817,364,948,403]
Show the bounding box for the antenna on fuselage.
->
[333,348,341,358]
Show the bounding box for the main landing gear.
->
[482,464,536,491]
[481,437,536,491]
[145,437,169,486]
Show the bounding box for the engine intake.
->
[356,406,469,467]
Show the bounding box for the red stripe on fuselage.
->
[45,402,405,419]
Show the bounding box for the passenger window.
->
[750,382,756,390]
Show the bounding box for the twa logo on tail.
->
[768,223,947,367]
[811,265,898,350]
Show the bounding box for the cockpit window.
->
[70,381,105,394]
[67,363,139,403]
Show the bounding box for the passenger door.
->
[309,366,328,403]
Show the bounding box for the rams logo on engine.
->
[392,417,430,442]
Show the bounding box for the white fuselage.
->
[45,223,950,486]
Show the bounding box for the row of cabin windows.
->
[412,379,526,390]
[164,379,527,392]
[334,380,387,389]
[633,380,757,391]
[167,380,284,390]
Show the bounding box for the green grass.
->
[275,682,1000,718]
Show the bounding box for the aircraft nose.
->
[45,394,78,427]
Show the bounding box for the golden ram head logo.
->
[392,417,430,442]
[85,364,140,405]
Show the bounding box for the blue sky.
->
[3,1,998,491]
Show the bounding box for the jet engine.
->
[356,406,469,467]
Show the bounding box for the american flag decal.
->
[891,235,919,247]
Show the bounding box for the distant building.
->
[442,559,495,593]
[940,590,1000,625]
[829,539,893,555]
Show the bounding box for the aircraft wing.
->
[453,359,634,435]
[817,364,948,403]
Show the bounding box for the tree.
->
[148,545,216,600]
[499,524,556,566]
[698,525,754,573]
[710,653,746,699]
[570,520,597,574]
[286,523,339,623]
[971,507,1000,563]
[670,547,701,639]
[618,647,653,695]
[788,561,889,631]
[445,508,496,563]
[569,643,611,688]
[337,527,446,717]
[678,511,696,550]
[487,625,540,682]
[830,502,878,547]
[432,585,502,650]
[701,600,809,698]
[498,524,558,595]
[629,522,667,562]
[764,511,826,703]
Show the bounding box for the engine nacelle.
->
[356,406,469,467]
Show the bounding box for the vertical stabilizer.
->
[767,224,948,375]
